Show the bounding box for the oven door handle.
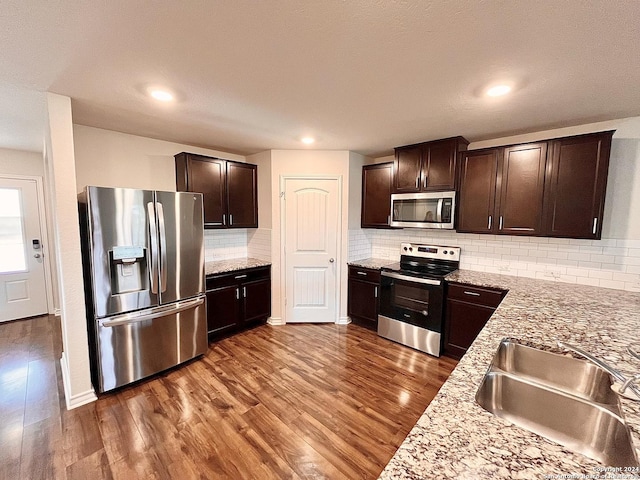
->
[381,271,442,286]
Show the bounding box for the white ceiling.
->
[1,1,640,156]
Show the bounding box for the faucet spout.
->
[557,340,640,400]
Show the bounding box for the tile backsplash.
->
[349,228,640,292]
[204,229,247,261]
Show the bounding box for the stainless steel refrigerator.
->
[79,186,207,393]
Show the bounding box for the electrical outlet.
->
[543,267,562,279]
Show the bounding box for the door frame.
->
[279,174,343,324]
[0,174,55,316]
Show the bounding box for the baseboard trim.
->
[54,308,61,317]
[336,316,352,325]
[267,317,285,326]
[60,352,97,410]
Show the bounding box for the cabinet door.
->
[445,299,495,359]
[361,162,393,228]
[242,278,271,324]
[457,149,499,233]
[542,132,613,239]
[182,155,226,227]
[424,139,458,191]
[206,285,240,335]
[227,161,258,228]
[347,277,379,325]
[393,146,422,193]
[496,143,547,235]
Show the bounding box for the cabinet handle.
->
[423,176,427,189]
[499,216,503,230]
[488,215,492,230]
[229,214,233,226]
[464,291,481,296]
[374,286,378,298]
[415,177,419,189]
[387,215,391,224]
[222,214,226,226]
[234,274,247,279]
[592,217,598,234]
[356,271,367,276]
[236,287,240,300]
[243,286,246,297]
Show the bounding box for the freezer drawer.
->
[95,296,207,392]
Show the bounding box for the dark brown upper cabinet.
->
[457,131,614,239]
[457,148,499,234]
[542,131,613,239]
[459,142,550,235]
[361,162,393,228]
[496,142,547,235]
[393,136,469,193]
[175,152,258,229]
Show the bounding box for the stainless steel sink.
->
[492,341,618,405]
[476,340,639,467]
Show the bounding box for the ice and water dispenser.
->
[109,245,148,294]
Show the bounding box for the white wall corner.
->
[60,352,97,409]
[267,317,285,326]
[336,316,352,325]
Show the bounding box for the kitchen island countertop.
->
[379,269,640,479]
[205,257,271,276]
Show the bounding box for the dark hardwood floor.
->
[0,315,457,479]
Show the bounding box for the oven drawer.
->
[447,283,505,308]
[348,266,381,283]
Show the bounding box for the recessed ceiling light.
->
[486,85,512,97]
[301,137,315,145]
[149,88,174,102]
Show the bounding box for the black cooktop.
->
[382,257,459,279]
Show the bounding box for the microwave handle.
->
[436,198,444,223]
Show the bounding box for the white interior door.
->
[284,177,340,323]
[0,177,48,322]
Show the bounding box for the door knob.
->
[34,253,41,259]
[329,258,335,263]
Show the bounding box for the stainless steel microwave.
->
[390,191,455,229]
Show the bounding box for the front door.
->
[283,177,340,323]
[0,177,48,322]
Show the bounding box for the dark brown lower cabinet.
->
[444,283,506,359]
[206,266,271,338]
[347,266,381,330]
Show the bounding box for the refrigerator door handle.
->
[146,202,159,294]
[157,202,168,293]
[101,297,205,327]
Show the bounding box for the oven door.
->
[378,271,444,332]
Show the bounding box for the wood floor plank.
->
[1,316,457,480]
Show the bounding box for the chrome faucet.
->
[557,341,640,401]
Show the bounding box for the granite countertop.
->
[348,258,396,270]
[205,257,271,276]
[380,269,640,479]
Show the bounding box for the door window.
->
[0,188,27,273]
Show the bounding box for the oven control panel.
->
[400,243,461,261]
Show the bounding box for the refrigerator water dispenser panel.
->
[110,245,147,294]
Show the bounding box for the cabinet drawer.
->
[206,266,271,290]
[447,283,504,308]
[348,266,381,283]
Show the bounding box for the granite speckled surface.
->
[205,258,271,276]
[380,269,640,479]
[348,258,395,270]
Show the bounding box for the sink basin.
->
[476,340,639,467]
[493,341,618,405]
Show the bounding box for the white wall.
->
[268,150,352,324]
[73,125,245,192]
[44,93,96,409]
[0,148,44,176]
[247,150,272,261]
[353,116,640,292]
[348,152,368,229]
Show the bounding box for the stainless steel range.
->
[378,243,460,356]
